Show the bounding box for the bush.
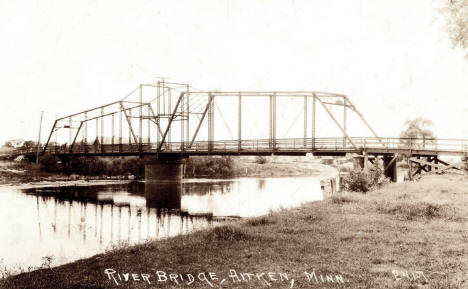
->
[185,156,234,178]
[205,225,253,242]
[39,154,61,173]
[246,216,276,226]
[343,166,389,193]
[255,156,267,164]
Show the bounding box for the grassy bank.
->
[2,173,466,289]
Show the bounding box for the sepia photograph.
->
[0,1,467,288]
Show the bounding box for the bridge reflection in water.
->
[1,177,321,271]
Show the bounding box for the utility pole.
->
[36,110,43,164]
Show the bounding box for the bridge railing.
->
[11,137,468,157]
[347,137,468,153]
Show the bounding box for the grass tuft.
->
[204,225,254,242]
[331,195,355,204]
[246,216,276,226]
[300,213,323,222]
[376,201,459,220]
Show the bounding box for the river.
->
[0,177,322,275]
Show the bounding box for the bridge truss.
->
[41,81,384,156]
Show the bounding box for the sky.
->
[0,0,467,145]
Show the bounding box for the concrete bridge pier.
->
[144,155,186,182]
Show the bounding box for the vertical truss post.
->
[100,107,104,153]
[238,92,242,152]
[55,124,58,152]
[81,118,86,150]
[112,113,115,152]
[162,80,166,115]
[186,85,190,149]
[269,92,276,150]
[168,87,172,145]
[84,112,88,145]
[208,93,214,152]
[343,96,347,148]
[68,117,72,145]
[181,92,184,150]
[312,93,316,151]
[95,118,99,151]
[304,95,307,147]
[119,109,122,152]
[157,81,161,146]
[128,108,132,145]
[139,85,142,150]
[147,106,151,144]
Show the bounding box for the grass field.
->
[1,173,467,289]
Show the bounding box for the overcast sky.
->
[0,0,467,145]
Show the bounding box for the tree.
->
[400,117,436,148]
[3,141,13,148]
[443,0,468,51]
[2,139,25,148]
[20,140,38,151]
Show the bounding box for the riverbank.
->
[2,173,466,289]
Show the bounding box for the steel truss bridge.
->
[16,81,468,180]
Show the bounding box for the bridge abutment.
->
[144,155,186,182]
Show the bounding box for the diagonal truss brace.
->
[158,92,185,151]
[344,96,386,147]
[69,121,84,152]
[188,93,214,149]
[120,102,139,145]
[146,103,167,149]
[315,94,358,150]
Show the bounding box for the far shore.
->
[0,156,339,188]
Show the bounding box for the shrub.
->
[331,196,355,204]
[39,154,61,173]
[246,216,275,226]
[205,225,252,242]
[255,156,267,164]
[343,166,389,193]
[185,156,234,178]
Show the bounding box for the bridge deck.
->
[16,137,468,158]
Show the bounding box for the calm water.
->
[0,177,321,274]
